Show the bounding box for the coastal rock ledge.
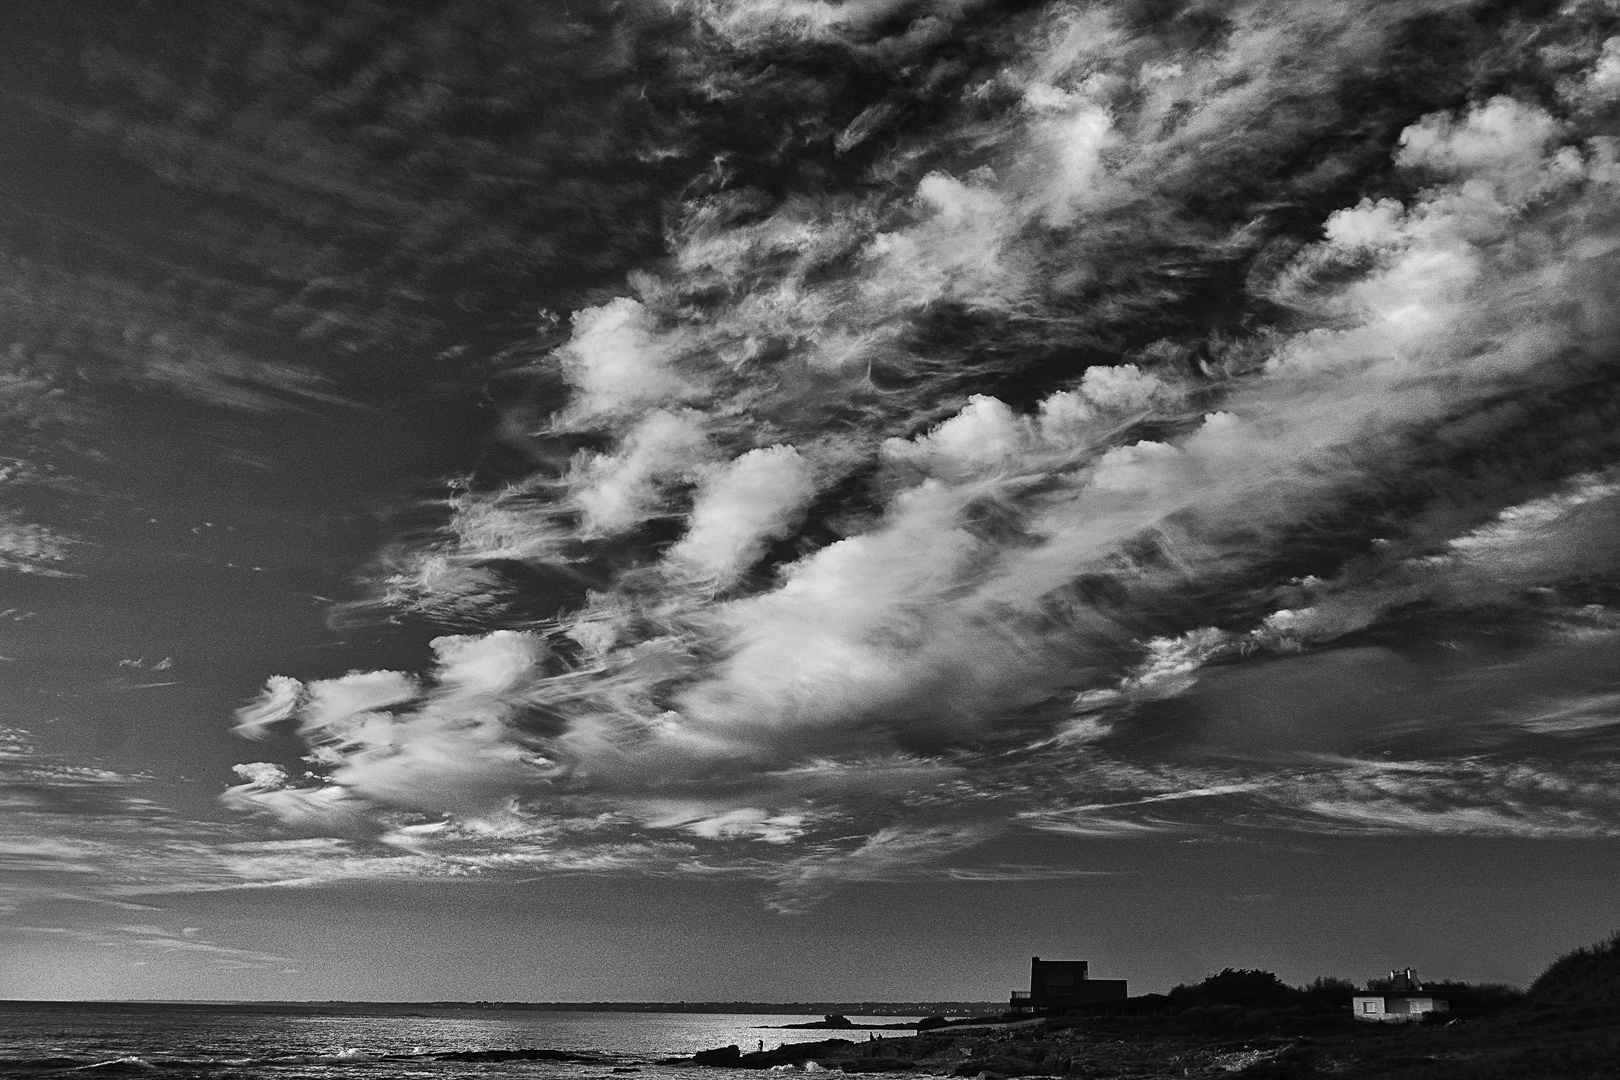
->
[662,1040,856,1069]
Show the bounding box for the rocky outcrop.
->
[780,1015,855,1029]
[948,1054,1052,1077]
[676,1040,857,1069]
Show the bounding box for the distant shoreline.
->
[0,999,1002,1017]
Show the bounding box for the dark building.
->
[1009,957,1128,1013]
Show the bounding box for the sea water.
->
[0,1006,929,1078]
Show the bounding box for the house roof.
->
[1353,991,1445,999]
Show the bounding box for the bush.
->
[1528,930,1620,1006]
[1168,969,1297,1010]
[1422,980,1524,1014]
[1295,977,1356,1015]
[1179,1003,1283,1032]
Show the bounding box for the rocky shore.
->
[667,1005,1620,1079]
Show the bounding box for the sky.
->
[2,0,1620,1002]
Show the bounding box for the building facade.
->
[1009,957,1128,1013]
[1352,968,1450,1023]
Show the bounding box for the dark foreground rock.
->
[677,937,1620,1078]
[673,1039,857,1068]
[838,1061,918,1072]
[676,1006,1620,1078]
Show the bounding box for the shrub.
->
[1168,969,1297,1010]
[1527,930,1620,1006]
[1422,980,1524,1014]
[1295,977,1356,1015]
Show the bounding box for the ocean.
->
[0,1007,929,1079]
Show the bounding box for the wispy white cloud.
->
[0,513,76,577]
[665,0,986,44]
[227,633,550,820]
[6,923,297,970]
[666,445,818,591]
[196,3,1620,908]
[553,299,706,429]
[1021,756,1620,842]
[570,409,716,537]
[1510,692,1620,737]
[760,824,1000,914]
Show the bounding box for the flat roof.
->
[1353,991,1444,998]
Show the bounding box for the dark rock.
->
[1238,1046,1316,1077]
[735,1039,856,1069]
[839,1062,917,1072]
[951,1057,1045,1077]
[780,1014,860,1029]
[917,1016,949,1030]
[693,1045,743,1066]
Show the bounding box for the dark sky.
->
[3,0,1620,1001]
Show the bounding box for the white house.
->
[1352,968,1450,1023]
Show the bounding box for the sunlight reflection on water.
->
[0,1008,931,1079]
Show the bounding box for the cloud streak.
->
[213,1,1620,906]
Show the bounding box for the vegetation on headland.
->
[1081,967,1525,1025]
[674,931,1620,1079]
[1527,930,1620,1007]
